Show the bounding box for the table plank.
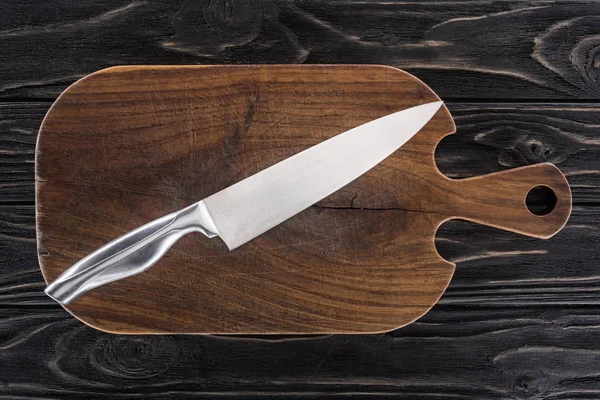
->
[3,204,600,308]
[2,102,598,204]
[1,1,600,99]
[0,103,43,203]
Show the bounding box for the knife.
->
[45,101,444,305]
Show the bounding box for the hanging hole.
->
[526,186,557,216]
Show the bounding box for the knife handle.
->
[44,202,219,305]
[445,162,572,238]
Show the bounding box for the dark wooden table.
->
[2,1,599,398]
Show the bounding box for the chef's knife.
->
[45,101,444,304]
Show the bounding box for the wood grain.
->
[0,103,44,204]
[4,305,600,399]
[2,1,600,100]
[0,103,598,398]
[36,65,570,334]
[2,0,600,394]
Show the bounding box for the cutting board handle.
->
[446,162,572,238]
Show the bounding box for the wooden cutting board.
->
[36,65,572,334]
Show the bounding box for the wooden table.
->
[1,1,599,398]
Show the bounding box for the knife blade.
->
[45,101,443,304]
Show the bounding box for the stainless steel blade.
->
[204,101,443,250]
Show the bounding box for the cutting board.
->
[36,65,572,334]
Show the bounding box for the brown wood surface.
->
[36,65,571,334]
